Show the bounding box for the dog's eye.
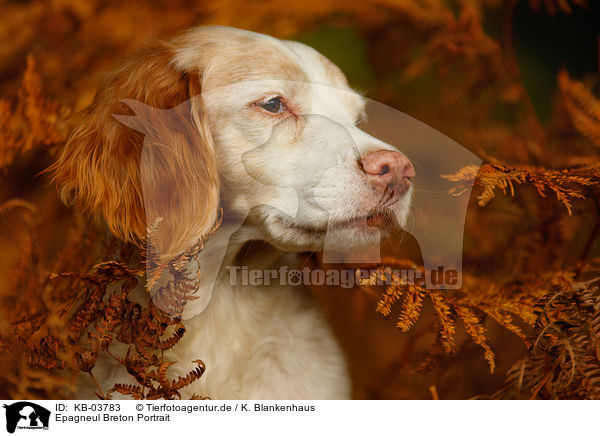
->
[257,97,284,114]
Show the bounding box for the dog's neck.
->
[174,212,285,319]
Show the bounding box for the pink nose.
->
[361,150,415,196]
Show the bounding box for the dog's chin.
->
[261,208,403,253]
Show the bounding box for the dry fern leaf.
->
[155,360,176,391]
[0,56,64,169]
[171,360,206,391]
[356,259,554,372]
[443,163,600,214]
[428,290,458,354]
[376,284,403,318]
[357,263,501,370]
[558,69,600,149]
[494,282,600,399]
[396,286,426,332]
[108,383,143,400]
[453,305,496,373]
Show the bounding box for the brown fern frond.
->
[443,163,600,214]
[479,307,528,344]
[428,290,457,354]
[376,284,402,318]
[0,55,65,170]
[356,258,544,372]
[154,324,186,350]
[108,383,143,400]
[171,360,206,391]
[155,360,176,391]
[492,282,600,399]
[396,286,426,332]
[145,212,221,290]
[453,305,496,372]
[558,69,600,148]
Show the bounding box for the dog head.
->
[52,26,414,259]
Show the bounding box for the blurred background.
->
[1,0,599,399]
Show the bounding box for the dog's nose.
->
[361,150,415,195]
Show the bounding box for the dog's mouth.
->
[274,208,397,235]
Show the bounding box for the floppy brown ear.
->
[50,41,219,257]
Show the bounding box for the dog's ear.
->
[51,42,219,257]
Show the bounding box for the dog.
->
[52,26,415,399]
